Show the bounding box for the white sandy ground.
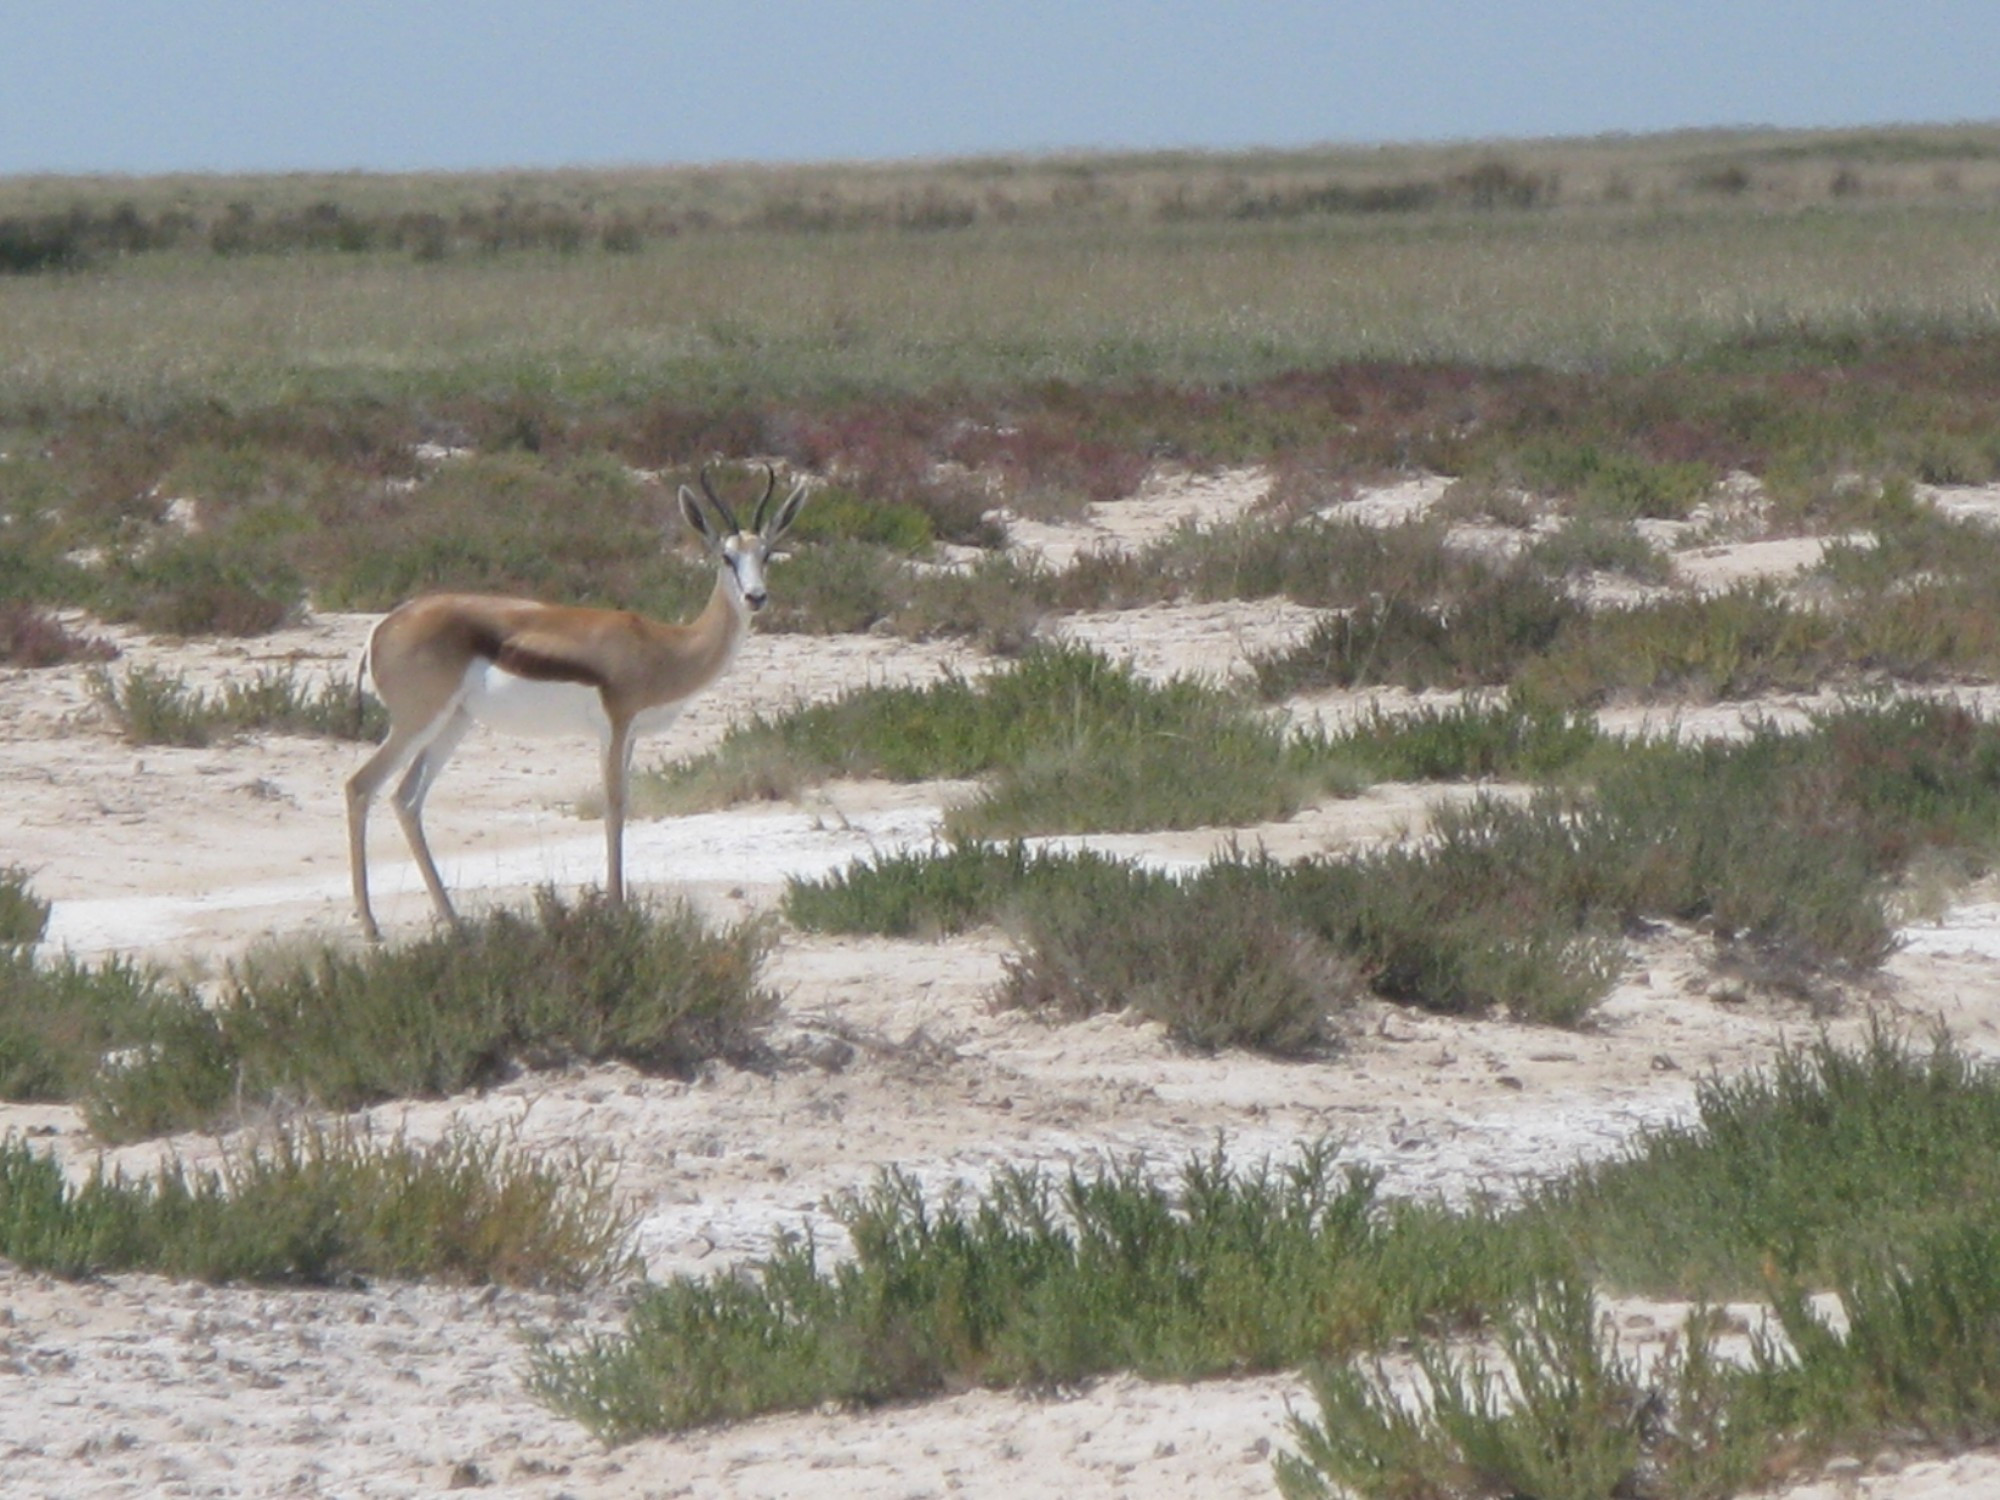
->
[6,471,2000,1496]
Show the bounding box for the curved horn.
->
[697,465,742,534]
[750,463,779,535]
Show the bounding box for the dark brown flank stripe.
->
[470,629,610,690]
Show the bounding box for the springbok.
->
[346,465,806,941]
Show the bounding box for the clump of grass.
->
[96,539,303,636]
[92,663,385,747]
[0,866,51,948]
[529,1142,1508,1440]
[783,839,1142,940]
[0,602,119,667]
[0,948,194,1104]
[1000,856,1366,1055]
[648,643,1313,836]
[0,1124,634,1288]
[532,1028,2000,1484]
[1520,581,1841,706]
[88,891,776,1139]
[1306,692,1604,783]
[795,699,2000,1028]
[1523,514,1672,582]
[1278,1278,1765,1500]
[1252,568,1584,697]
[1505,439,1716,520]
[1758,1213,2000,1460]
[1542,1025,2000,1294]
[1283,1033,2000,1499]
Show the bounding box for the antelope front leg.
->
[602,721,635,905]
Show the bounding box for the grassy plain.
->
[5,126,2000,412]
[13,125,2000,1494]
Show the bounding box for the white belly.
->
[458,662,684,743]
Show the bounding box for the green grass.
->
[0,893,777,1141]
[0,1124,634,1288]
[1281,1031,2000,1498]
[644,642,1316,836]
[530,1140,1508,1439]
[533,1029,2000,1475]
[0,867,51,948]
[92,662,387,746]
[789,697,2000,1032]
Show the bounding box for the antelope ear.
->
[679,485,718,548]
[764,480,808,543]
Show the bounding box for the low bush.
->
[1282,1032,2000,1499]
[0,893,776,1141]
[0,867,51,948]
[537,1032,2000,1464]
[93,663,386,747]
[795,699,2000,1028]
[648,643,1312,835]
[1305,693,1603,783]
[0,1125,634,1288]
[0,603,119,667]
[783,839,1141,940]
[1000,868,1364,1055]
[87,892,776,1138]
[1279,1277,1762,1500]
[1252,568,1583,696]
[0,949,194,1105]
[529,1142,1509,1440]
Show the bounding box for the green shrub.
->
[93,663,385,746]
[1307,693,1603,783]
[0,867,51,948]
[1252,568,1583,696]
[0,1125,633,1288]
[1278,1277,1767,1500]
[88,892,776,1137]
[784,839,1140,939]
[96,540,302,636]
[0,949,196,1105]
[999,856,1364,1055]
[651,643,1306,835]
[531,1142,1420,1440]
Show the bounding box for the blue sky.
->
[4,2,1997,175]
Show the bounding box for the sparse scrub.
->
[1306,693,1603,783]
[538,1032,2000,1465]
[1251,567,1584,696]
[1282,1032,2000,1498]
[87,892,776,1138]
[645,643,1311,835]
[0,948,198,1106]
[94,539,302,636]
[0,1124,633,1288]
[1541,1026,2000,1293]
[998,855,1363,1054]
[1278,1276,1662,1500]
[93,663,385,747]
[0,602,119,667]
[794,699,2000,1024]
[0,892,776,1140]
[530,1142,1508,1439]
[783,839,1144,940]
[1523,515,1672,583]
[1505,440,1716,520]
[0,867,51,948]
